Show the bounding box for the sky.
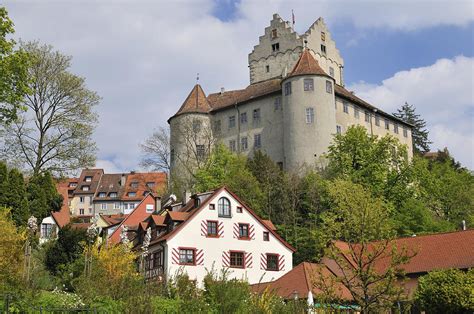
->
[3,0,474,172]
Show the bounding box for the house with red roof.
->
[133,186,295,285]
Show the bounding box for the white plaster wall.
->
[165,189,293,285]
[70,194,93,216]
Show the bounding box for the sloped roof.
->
[151,214,166,226]
[74,169,104,195]
[252,262,352,301]
[100,214,127,226]
[287,48,330,79]
[262,220,277,231]
[53,180,72,228]
[123,172,167,201]
[173,84,212,117]
[168,211,190,221]
[95,174,124,199]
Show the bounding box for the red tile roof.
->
[252,262,352,301]
[262,220,277,231]
[168,211,190,221]
[173,84,212,117]
[287,48,331,79]
[100,214,127,226]
[122,172,167,201]
[151,215,166,226]
[53,180,72,228]
[74,169,104,195]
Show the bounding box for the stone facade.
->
[169,13,413,179]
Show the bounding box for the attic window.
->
[209,204,215,210]
[128,192,136,197]
[218,197,231,218]
[237,206,243,213]
[263,231,269,241]
[271,43,280,52]
[130,182,138,188]
[69,182,77,188]
[82,186,90,191]
[321,44,326,54]
[98,192,106,197]
[271,29,278,39]
[146,182,155,188]
[85,176,92,182]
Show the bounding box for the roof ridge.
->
[287,48,330,79]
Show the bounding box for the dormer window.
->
[271,43,279,52]
[128,192,136,197]
[146,182,155,188]
[110,192,117,198]
[98,192,106,197]
[218,197,231,218]
[85,176,92,182]
[130,182,138,188]
[69,182,77,188]
[82,186,90,191]
[271,29,278,39]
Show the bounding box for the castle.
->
[169,14,413,180]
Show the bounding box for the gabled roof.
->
[74,169,104,195]
[173,84,212,118]
[168,211,190,222]
[151,214,166,226]
[148,186,296,252]
[122,172,167,201]
[95,174,124,199]
[100,214,127,226]
[252,262,352,301]
[287,48,331,79]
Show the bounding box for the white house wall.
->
[165,189,293,285]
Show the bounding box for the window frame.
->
[274,97,282,111]
[196,144,205,160]
[266,253,279,271]
[284,82,292,96]
[240,112,247,124]
[206,220,218,238]
[178,247,196,266]
[336,125,342,134]
[263,231,270,241]
[325,80,333,93]
[305,107,314,124]
[101,203,107,210]
[229,251,245,269]
[218,197,231,218]
[241,137,248,151]
[303,78,314,91]
[271,43,280,52]
[253,108,261,124]
[384,119,390,130]
[238,223,250,239]
[394,124,399,134]
[343,102,349,114]
[228,115,236,128]
[365,111,370,123]
[229,139,236,152]
[403,127,408,137]
[254,134,261,149]
[329,67,334,78]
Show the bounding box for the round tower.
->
[168,84,212,188]
[282,48,336,170]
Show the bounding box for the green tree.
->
[415,269,474,313]
[27,171,62,221]
[2,42,99,176]
[0,7,30,124]
[318,179,413,313]
[4,167,29,226]
[194,144,264,215]
[393,102,431,154]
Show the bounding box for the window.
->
[146,204,154,213]
[326,80,333,93]
[88,208,92,214]
[284,81,292,95]
[354,107,359,119]
[254,134,261,149]
[79,208,84,215]
[236,206,243,213]
[253,108,261,123]
[239,223,249,238]
[265,65,270,73]
[130,182,138,188]
[209,204,215,210]
[266,254,279,271]
[192,120,201,133]
[343,102,349,114]
[98,192,106,197]
[277,162,283,170]
[85,176,92,182]
[128,192,137,197]
[365,111,370,123]
[114,202,121,209]
[228,115,236,128]
[241,137,248,151]
[41,224,53,239]
[218,197,231,217]
[207,221,218,237]
[79,196,85,203]
[321,44,326,54]
[263,231,269,241]
[329,67,334,77]
[214,120,221,134]
[230,251,244,268]
[304,78,314,91]
[69,182,77,188]
[271,29,278,39]
[274,97,282,111]
[101,203,107,210]
[240,112,247,124]
[394,124,399,134]
[229,140,236,152]
[336,125,342,134]
[271,43,279,52]
[321,31,326,41]
[196,144,205,160]
[82,186,90,191]
[109,192,117,198]
[146,182,155,188]
[385,119,389,130]
[305,107,314,124]
[375,116,380,126]
[179,248,195,265]
[403,127,408,137]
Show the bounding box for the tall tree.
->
[0,7,30,124]
[393,102,431,154]
[140,126,171,173]
[317,179,413,313]
[27,171,62,221]
[2,42,99,176]
[4,167,28,226]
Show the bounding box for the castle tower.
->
[168,84,212,188]
[248,14,344,86]
[282,48,337,170]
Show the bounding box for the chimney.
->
[462,220,467,231]
[120,174,126,186]
[220,87,225,94]
[155,196,162,213]
[183,191,192,205]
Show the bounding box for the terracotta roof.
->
[53,180,72,228]
[70,222,91,230]
[173,84,212,117]
[122,172,167,201]
[100,214,127,226]
[252,262,352,301]
[287,48,331,79]
[151,214,166,226]
[95,174,125,200]
[74,169,104,195]
[168,211,190,221]
[262,220,277,231]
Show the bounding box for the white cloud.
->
[2,1,473,172]
[348,56,474,168]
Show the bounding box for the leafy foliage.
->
[393,102,431,154]
[27,171,63,221]
[0,161,29,226]
[415,269,474,313]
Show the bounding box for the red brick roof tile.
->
[173,84,212,117]
[287,48,330,79]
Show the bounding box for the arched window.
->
[218,197,231,218]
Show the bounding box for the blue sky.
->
[3,0,474,172]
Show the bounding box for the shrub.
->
[34,289,85,309]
